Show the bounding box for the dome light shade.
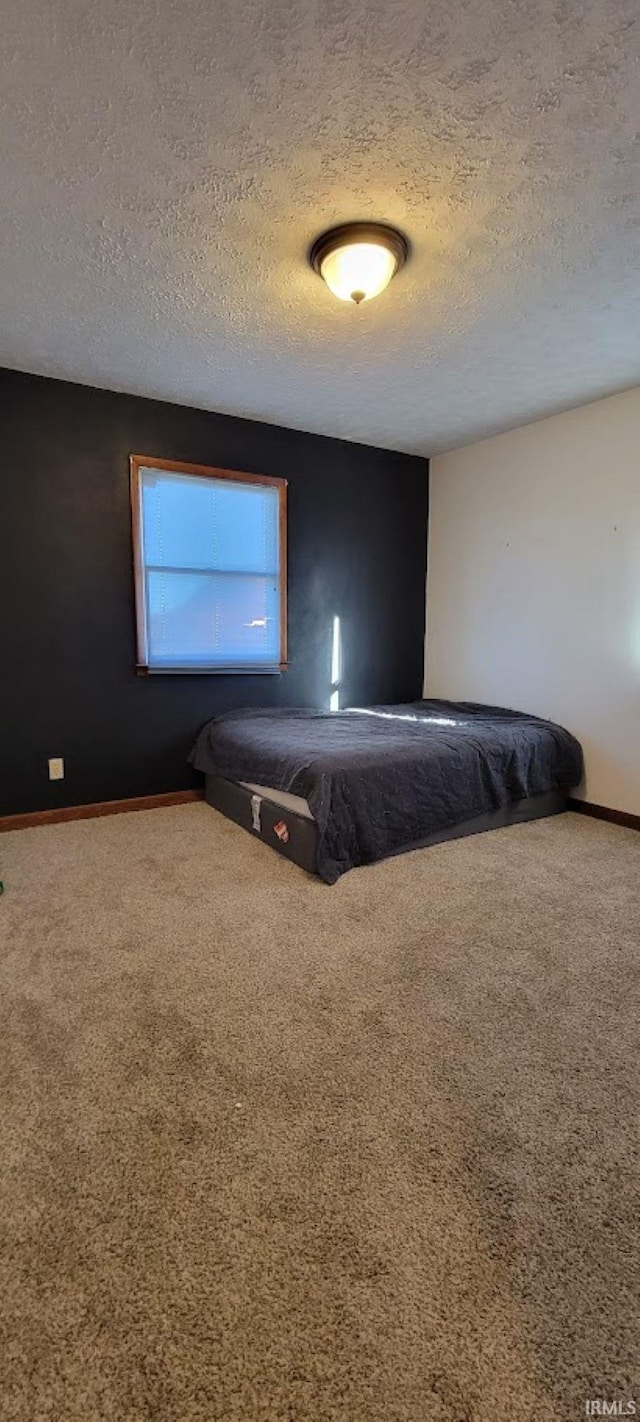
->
[309,222,409,305]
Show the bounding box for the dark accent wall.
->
[1,368,428,816]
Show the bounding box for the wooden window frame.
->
[130,454,288,674]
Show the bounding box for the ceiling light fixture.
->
[309,222,409,305]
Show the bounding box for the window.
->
[130,456,287,672]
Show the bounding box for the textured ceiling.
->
[1,0,639,455]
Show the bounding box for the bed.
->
[189,701,584,883]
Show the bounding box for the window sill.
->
[136,663,289,676]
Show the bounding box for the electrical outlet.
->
[48,757,64,781]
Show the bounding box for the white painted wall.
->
[425,388,640,815]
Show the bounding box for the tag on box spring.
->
[250,794,262,832]
[273,819,290,844]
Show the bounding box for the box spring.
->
[204,776,567,880]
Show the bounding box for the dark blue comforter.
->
[190,701,583,882]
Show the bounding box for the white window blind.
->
[132,461,285,671]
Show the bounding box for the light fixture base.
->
[309,222,409,276]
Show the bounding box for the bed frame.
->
[205,775,568,879]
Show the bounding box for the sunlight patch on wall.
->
[330,615,341,711]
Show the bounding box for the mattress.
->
[191,701,584,883]
[240,782,314,819]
